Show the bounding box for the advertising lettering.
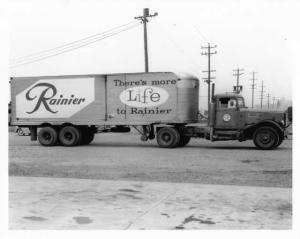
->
[115,77,176,116]
[16,78,95,118]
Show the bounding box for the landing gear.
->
[132,125,155,141]
[253,126,279,150]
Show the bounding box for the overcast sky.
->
[7,0,298,110]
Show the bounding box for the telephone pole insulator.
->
[134,8,158,73]
[233,68,244,94]
[201,43,217,114]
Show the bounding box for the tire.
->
[156,127,180,148]
[17,128,24,136]
[253,126,279,150]
[81,128,94,145]
[38,127,58,146]
[59,126,81,146]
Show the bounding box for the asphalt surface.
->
[9,132,292,188]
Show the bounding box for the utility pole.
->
[134,8,158,72]
[276,99,280,109]
[266,93,271,109]
[259,80,265,109]
[272,97,276,108]
[233,68,244,94]
[249,72,257,108]
[201,43,217,114]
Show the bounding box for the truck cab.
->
[213,94,246,129]
[209,93,289,149]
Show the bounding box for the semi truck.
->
[9,72,291,149]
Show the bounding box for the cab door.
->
[215,97,239,129]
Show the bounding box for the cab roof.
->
[214,93,243,98]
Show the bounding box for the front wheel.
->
[156,127,180,148]
[253,126,279,150]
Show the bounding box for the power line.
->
[10,23,141,68]
[155,24,201,74]
[191,25,210,43]
[10,20,140,64]
[10,22,141,67]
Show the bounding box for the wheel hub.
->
[64,132,73,141]
[43,132,51,141]
[162,133,171,142]
[260,132,271,143]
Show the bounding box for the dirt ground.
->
[9,132,292,188]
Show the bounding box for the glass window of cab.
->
[237,97,245,107]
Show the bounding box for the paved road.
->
[9,132,292,188]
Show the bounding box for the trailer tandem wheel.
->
[38,127,58,146]
[156,127,180,148]
[59,126,82,146]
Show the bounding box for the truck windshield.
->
[237,98,245,108]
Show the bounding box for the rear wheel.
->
[59,126,81,146]
[38,127,58,146]
[156,127,180,148]
[253,126,279,150]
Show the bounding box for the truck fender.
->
[243,120,284,140]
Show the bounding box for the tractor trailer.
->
[9,72,291,149]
